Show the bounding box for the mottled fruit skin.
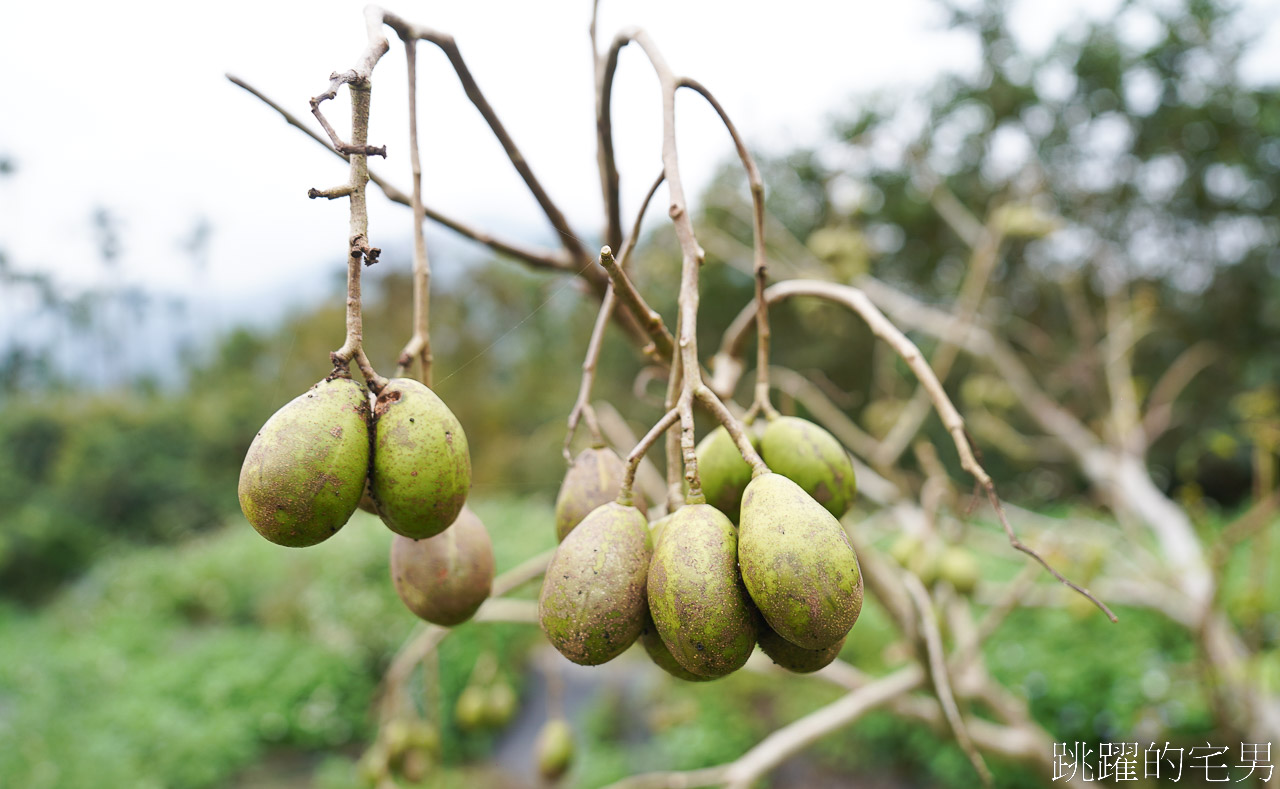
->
[648,504,757,678]
[639,612,714,682]
[695,427,755,522]
[554,447,646,542]
[535,718,574,781]
[390,507,494,626]
[539,502,651,665]
[758,626,845,673]
[739,473,863,649]
[759,416,857,518]
[371,378,471,539]
[238,376,371,547]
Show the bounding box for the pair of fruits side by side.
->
[238,375,494,627]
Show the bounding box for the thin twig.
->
[227,75,575,273]
[599,246,675,363]
[678,77,775,420]
[319,75,386,391]
[592,0,623,253]
[873,217,1006,469]
[380,10,592,267]
[1141,340,1216,445]
[620,407,680,505]
[903,575,993,787]
[563,285,614,462]
[396,38,433,386]
[694,385,768,476]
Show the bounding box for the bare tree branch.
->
[226,74,575,273]
[1141,340,1217,445]
[903,575,993,787]
[718,278,1117,621]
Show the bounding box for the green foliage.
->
[698,0,1280,507]
[0,496,555,789]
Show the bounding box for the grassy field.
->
[1,497,1274,788]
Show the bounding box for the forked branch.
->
[718,279,1117,622]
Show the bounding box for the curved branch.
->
[718,278,1117,622]
[903,575,993,786]
[397,38,433,386]
[677,77,774,419]
[1141,340,1217,446]
[378,11,591,267]
[605,665,925,789]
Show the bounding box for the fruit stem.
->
[321,78,387,394]
[677,77,778,422]
[695,385,769,477]
[620,407,679,506]
[564,281,614,462]
[395,37,434,388]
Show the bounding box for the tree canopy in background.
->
[694,0,1280,507]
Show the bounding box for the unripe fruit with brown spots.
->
[539,502,651,665]
[739,473,863,650]
[647,504,757,678]
[554,447,647,541]
[757,626,845,673]
[371,378,471,540]
[238,376,371,547]
[759,416,857,518]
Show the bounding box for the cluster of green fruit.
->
[358,717,440,785]
[539,416,863,680]
[238,374,494,626]
[454,674,518,731]
[888,534,980,596]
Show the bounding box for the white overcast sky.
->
[2,0,1278,331]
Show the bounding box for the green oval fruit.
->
[539,501,651,665]
[483,681,517,727]
[759,416,857,518]
[758,626,844,673]
[390,507,494,626]
[908,543,941,586]
[554,447,647,542]
[639,612,714,682]
[371,378,471,539]
[238,376,371,547]
[695,426,755,522]
[888,533,922,566]
[939,546,980,595]
[455,685,487,730]
[535,718,574,781]
[647,504,757,678]
[739,473,863,649]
